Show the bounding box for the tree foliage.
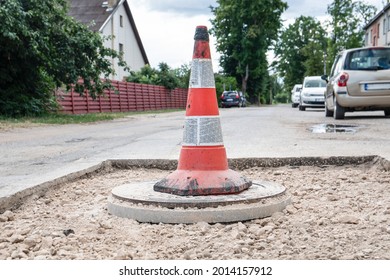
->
[326,0,377,61]
[273,16,327,92]
[0,0,124,116]
[273,0,377,96]
[210,0,287,103]
[215,75,238,94]
[126,63,190,90]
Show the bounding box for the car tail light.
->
[338,72,349,87]
[220,94,224,99]
[235,94,239,98]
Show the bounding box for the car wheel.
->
[325,100,333,117]
[299,105,305,111]
[333,98,345,120]
[385,109,390,117]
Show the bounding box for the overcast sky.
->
[129,0,387,72]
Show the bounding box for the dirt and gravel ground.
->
[1,158,389,260]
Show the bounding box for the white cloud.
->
[129,0,386,72]
[130,0,220,71]
[135,0,217,16]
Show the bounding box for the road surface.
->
[1,104,389,198]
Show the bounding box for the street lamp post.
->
[323,52,327,75]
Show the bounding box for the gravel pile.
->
[1,161,390,260]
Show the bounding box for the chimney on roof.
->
[102,0,118,11]
[108,0,118,8]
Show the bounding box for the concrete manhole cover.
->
[108,180,291,224]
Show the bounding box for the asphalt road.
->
[1,104,390,198]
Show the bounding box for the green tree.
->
[326,0,377,62]
[155,62,180,90]
[126,64,158,84]
[126,63,190,90]
[273,16,327,93]
[210,0,287,103]
[172,63,191,89]
[0,0,124,116]
[267,74,286,104]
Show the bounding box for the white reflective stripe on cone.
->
[190,59,215,88]
[182,116,224,146]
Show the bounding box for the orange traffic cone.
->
[153,26,252,196]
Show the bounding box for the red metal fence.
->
[57,81,188,114]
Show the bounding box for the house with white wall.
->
[364,3,390,47]
[68,0,149,80]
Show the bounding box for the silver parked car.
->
[291,84,302,108]
[299,76,326,111]
[322,47,390,119]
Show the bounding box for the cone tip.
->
[194,25,209,41]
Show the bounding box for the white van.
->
[299,76,326,111]
[291,84,302,108]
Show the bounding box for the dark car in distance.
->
[220,91,246,108]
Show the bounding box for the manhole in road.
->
[309,124,360,134]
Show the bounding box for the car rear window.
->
[346,48,390,70]
[223,92,237,97]
[304,80,326,88]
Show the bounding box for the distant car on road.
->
[299,76,326,111]
[291,84,302,108]
[322,46,390,119]
[220,91,246,108]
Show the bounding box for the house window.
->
[120,15,123,27]
[388,14,390,31]
[384,19,386,35]
[119,43,124,59]
[370,29,372,43]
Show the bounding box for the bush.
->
[126,63,190,90]
[0,0,122,117]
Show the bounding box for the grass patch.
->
[0,109,183,130]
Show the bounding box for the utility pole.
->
[323,52,327,75]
